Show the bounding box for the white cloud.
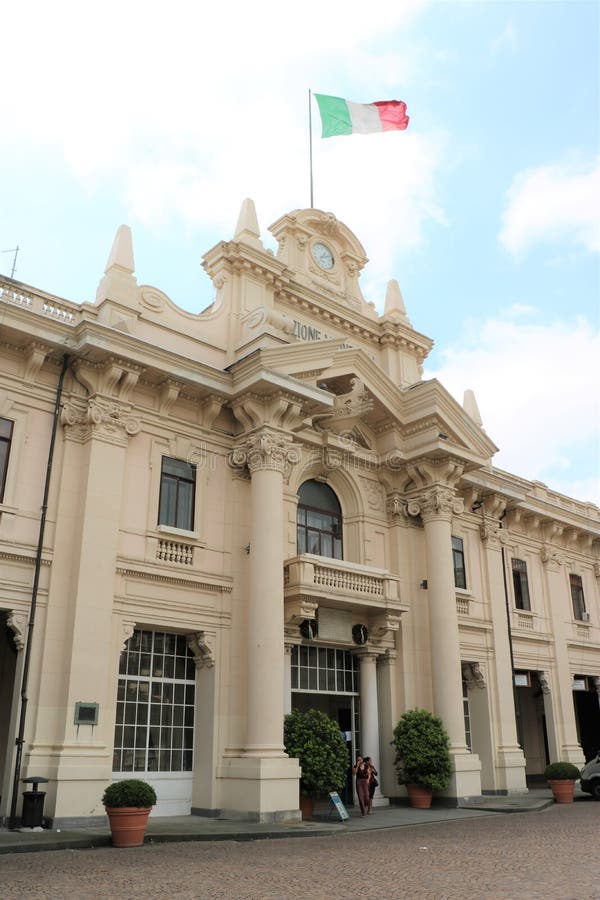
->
[425,313,600,505]
[491,22,517,56]
[499,158,600,255]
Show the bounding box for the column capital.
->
[61,397,141,444]
[355,647,385,662]
[406,485,464,523]
[229,427,301,477]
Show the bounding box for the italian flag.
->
[314,93,409,138]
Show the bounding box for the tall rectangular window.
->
[452,536,467,589]
[569,574,586,621]
[0,418,14,503]
[511,558,531,611]
[158,457,196,531]
[462,677,472,751]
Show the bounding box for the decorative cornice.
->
[115,565,233,592]
[0,550,52,566]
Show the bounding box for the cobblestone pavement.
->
[1,802,598,900]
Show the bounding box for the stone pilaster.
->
[478,499,527,792]
[540,549,584,764]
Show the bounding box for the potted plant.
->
[102,778,157,847]
[284,709,349,819]
[544,762,580,804]
[392,708,452,808]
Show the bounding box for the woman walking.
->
[353,755,370,816]
[364,756,378,815]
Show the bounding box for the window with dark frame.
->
[452,535,467,589]
[158,457,196,531]
[511,558,531,611]
[569,574,586,621]
[296,480,343,560]
[0,418,14,504]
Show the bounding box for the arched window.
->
[297,480,343,560]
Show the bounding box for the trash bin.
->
[21,777,49,828]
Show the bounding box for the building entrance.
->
[112,629,196,816]
[0,614,18,818]
[290,645,360,805]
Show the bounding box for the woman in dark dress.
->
[364,756,378,814]
[353,755,370,816]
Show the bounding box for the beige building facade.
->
[1,201,599,825]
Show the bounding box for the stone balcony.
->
[283,554,403,614]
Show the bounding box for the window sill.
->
[574,617,591,626]
[157,524,201,542]
[455,588,473,598]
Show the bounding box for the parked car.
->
[580,753,600,800]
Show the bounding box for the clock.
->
[311,241,334,270]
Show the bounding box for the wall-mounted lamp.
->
[244,544,251,555]
[471,501,483,512]
[438,433,448,440]
[420,580,428,590]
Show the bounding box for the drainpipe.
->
[9,353,69,829]
[499,512,521,744]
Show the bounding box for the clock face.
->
[311,241,334,270]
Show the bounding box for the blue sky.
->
[1,0,598,503]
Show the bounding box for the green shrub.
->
[392,708,452,792]
[284,709,349,799]
[544,762,580,781]
[102,779,157,808]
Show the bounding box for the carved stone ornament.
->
[229,429,301,477]
[187,631,216,669]
[120,620,136,653]
[593,676,600,696]
[285,599,318,626]
[540,544,565,568]
[406,487,464,522]
[538,671,551,694]
[593,562,600,580]
[462,662,486,689]
[61,398,141,441]
[479,520,511,546]
[7,611,28,650]
[386,491,405,520]
[369,613,401,641]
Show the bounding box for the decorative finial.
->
[104,225,135,274]
[463,389,483,427]
[383,279,411,325]
[234,198,263,248]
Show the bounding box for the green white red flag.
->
[314,93,409,138]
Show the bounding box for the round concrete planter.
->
[106,807,152,847]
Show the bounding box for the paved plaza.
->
[1,800,599,899]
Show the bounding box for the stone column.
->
[221,426,302,820]
[478,503,527,792]
[407,484,482,799]
[358,647,391,806]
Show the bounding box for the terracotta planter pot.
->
[105,806,152,847]
[548,779,575,804]
[299,795,315,820]
[406,784,433,809]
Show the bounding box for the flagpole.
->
[308,88,314,208]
